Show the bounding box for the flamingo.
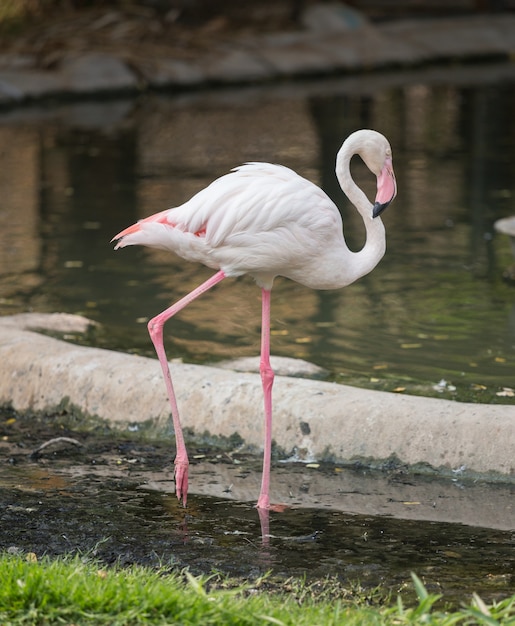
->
[112,128,397,510]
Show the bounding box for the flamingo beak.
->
[373,158,397,218]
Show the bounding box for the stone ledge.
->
[1,14,515,107]
[0,313,513,483]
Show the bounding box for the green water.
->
[0,62,514,402]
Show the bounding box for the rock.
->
[2,312,97,334]
[217,355,329,379]
[255,32,340,76]
[301,2,368,33]
[137,58,206,88]
[494,215,515,237]
[58,52,138,94]
[0,69,64,103]
[0,78,24,104]
[380,15,514,61]
[203,47,272,83]
[495,216,515,257]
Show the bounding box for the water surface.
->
[1,62,514,401]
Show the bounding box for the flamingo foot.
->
[174,460,189,507]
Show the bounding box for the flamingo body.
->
[115,162,348,290]
[113,129,397,510]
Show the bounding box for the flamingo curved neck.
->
[316,216,385,291]
[336,142,372,220]
[332,143,387,287]
[345,215,386,283]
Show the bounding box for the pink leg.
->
[147,269,226,506]
[257,288,274,510]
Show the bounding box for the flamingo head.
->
[353,130,397,218]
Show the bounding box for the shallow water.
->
[1,62,515,401]
[4,481,514,606]
[1,419,514,608]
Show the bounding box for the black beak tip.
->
[373,200,390,218]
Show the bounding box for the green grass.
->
[0,553,514,625]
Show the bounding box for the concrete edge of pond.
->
[0,313,513,485]
[1,13,515,108]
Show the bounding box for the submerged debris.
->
[30,436,84,459]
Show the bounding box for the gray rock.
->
[495,216,515,258]
[302,2,368,33]
[204,47,273,83]
[137,58,206,87]
[59,52,138,93]
[0,69,64,102]
[255,32,339,76]
[217,355,329,379]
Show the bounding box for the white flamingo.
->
[112,128,397,510]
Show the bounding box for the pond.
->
[1,61,515,402]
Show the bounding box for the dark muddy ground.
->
[1,407,514,608]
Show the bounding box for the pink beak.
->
[373,158,397,218]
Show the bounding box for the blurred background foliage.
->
[1,0,512,35]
